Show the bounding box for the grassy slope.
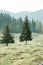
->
[0,33,43,65]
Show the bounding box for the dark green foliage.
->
[1,24,14,46]
[32,19,36,32]
[20,16,32,44]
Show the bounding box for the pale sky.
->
[0,0,43,13]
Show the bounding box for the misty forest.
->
[0,13,42,33]
[0,12,43,65]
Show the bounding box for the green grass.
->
[0,33,43,65]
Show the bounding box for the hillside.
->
[0,10,43,33]
[0,9,43,22]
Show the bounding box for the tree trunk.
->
[25,40,27,45]
[6,43,8,46]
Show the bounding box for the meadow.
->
[0,33,43,65]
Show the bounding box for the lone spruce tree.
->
[20,16,32,44]
[1,23,14,46]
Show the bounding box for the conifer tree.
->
[1,23,14,46]
[20,16,32,44]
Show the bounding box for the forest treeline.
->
[1,16,32,46]
[0,13,43,33]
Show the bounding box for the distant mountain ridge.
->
[0,9,43,22]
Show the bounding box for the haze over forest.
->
[0,9,43,22]
[0,9,43,33]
